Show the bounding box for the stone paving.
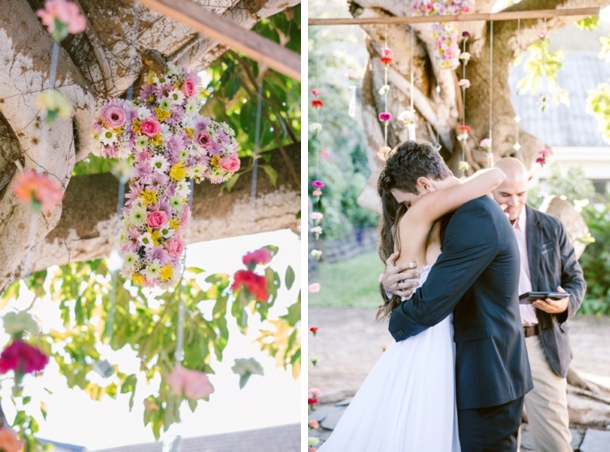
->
[308,308,610,451]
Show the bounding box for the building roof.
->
[93,424,300,452]
[509,50,610,148]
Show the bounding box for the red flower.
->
[310,326,319,336]
[462,31,471,38]
[0,340,49,375]
[242,248,272,268]
[458,125,472,133]
[380,55,394,65]
[312,99,324,108]
[232,270,268,302]
[308,397,319,405]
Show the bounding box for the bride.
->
[317,158,506,451]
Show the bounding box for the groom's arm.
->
[389,200,498,341]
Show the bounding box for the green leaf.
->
[259,164,278,186]
[224,172,241,191]
[285,265,295,290]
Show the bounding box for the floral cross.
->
[91,64,240,288]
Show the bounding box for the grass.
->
[310,250,385,308]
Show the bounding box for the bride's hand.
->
[382,252,420,298]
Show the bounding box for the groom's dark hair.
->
[378,140,452,194]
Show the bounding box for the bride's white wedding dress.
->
[318,265,460,451]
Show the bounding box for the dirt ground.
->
[309,307,610,401]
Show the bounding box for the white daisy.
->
[150,155,170,174]
[143,260,161,279]
[136,106,152,118]
[175,181,191,198]
[160,227,175,239]
[99,129,118,146]
[168,89,185,105]
[123,251,139,272]
[129,205,147,226]
[140,232,155,248]
[185,99,198,116]
[135,136,149,151]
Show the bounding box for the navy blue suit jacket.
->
[388,196,533,410]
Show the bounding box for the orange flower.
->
[0,428,23,452]
[13,170,63,212]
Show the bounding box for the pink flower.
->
[101,104,126,129]
[37,0,86,38]
[166,237,185,256]
[480,138,492,149]
[538,149,550,156]
[311,212,323,221]
[166,365,214,400]
[243,248,272,267]
[310,387,322,396]
[0,340,49,375]
[13,170,63,212]
[220,155,241,172]
[311,89,321,96]
[313,189,322,197]
[140,118,161,137]
[312,180,325,189]
[309,283,321,293]
[320,149,331,160]
[0,428,23,452]
[196,130,213,149]
[182,75,197,97]
[378,112,392,122]
[309,420,320,429]
[377,146,392,161]
[181,204,191,225]
[458,79,470,89]
[146,211,167,228]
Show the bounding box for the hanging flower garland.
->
[91,63,240,289]
[378,34,393,159]
[412,0,474,69]
[536,149,549,166]
[458,31,471,173]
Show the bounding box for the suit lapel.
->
[525,205,540,291]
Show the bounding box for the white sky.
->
[0,229,301,450]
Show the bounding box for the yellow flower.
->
[169,218,181,229]
[147,96,155,104]
[141,189,157,205]
[151,230,162,245]
[132,273,145,286]
[210,156,219,167]
[36,89,73,122]
[151,134,163,146]
[131,119,140,134]
[146,72,156,85]
[154,106,172,121]
[185,128,194,139]
[170,162,187,181]
[160,265,173,281]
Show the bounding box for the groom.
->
[379,141,533,451]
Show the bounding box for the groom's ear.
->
[416,176,430,192]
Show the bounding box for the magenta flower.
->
[378,112,392,122]
[320,149,331,160]
[243,248,272,267]
[311,89,321,97]
[0,340,49,375]
[312,180,325,189]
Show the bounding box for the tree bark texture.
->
[0,0,299,290]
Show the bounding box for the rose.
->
[166,237,185,256]
[140,117,161,137]
[220,155,241,172]
[310,326,319,336]
[102,105,126,128]
[166,365,214,400]
[309,283,321,293]
[146,211,167,228]
[182,76,197,97]
[196,130,213,149]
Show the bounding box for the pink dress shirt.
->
[513,208,538,326]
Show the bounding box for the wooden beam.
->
[308,7,600,26]
[136,0,301,81]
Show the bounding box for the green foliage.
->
[575,14,599,31]
[587,82,610,142]
[0,249,300,442]
[309,25,379,239]
[517,37,569,107]
[579,200,610,315]
[200,6,301,189]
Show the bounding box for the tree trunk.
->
[0,0,299,289]
[353,0,608,213]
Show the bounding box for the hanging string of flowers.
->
[91,63,240,289]
[378,28,393,161]
[412,0,474,69]
[458,31,471,174]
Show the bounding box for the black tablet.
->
[519,292,569,305]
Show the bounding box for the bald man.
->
[492,158,585,452]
